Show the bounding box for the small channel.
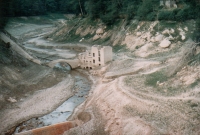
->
[14,70,91,134]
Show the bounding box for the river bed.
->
[14,70,91,134]
[4,16,92,134]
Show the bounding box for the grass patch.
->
[145,71,168,87]
[82,17,98,26]
[158,21,177,31]
[65,33,80,43]
[128,20,139,31]
[188,53,200,65]
[148,45,180,58]
[190,79,199,88]
[190,103,198,108]
[113,44,127,52]
[84,33,93,39]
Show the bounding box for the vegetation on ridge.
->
[0,0,200,23]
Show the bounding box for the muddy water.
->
[14,70,91,134]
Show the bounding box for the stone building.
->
[160,0,178,8]
[78,45,112,69]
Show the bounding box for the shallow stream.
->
[14,70,91,133]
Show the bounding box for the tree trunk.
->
[79,0,83,16]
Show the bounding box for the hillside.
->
[46,15,200,134]
[0,0,200,134]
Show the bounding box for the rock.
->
[100,67,107,74]
[146,32,152,41]
[79,38,84,42]
[183,75,197,85]
[7,97,17,103]
[184,27,188,31]
[96,28,104,35]
[155,34,164,42]
[170,29,175,33]
[150,37,156,42]
[140,43,153,52]
[174,4,177,8]
[162,29,170,34]
[168,35,174,41]
[181,35,186,40]
[159,39,171,48]
[102,32,108,38]
[93,35,100,41]
[136,32,142,36]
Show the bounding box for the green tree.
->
[100,0,119,25]
[158,10,175,20]
[137,0,159,21]
[0,0,13,29]
[121,0,141,20]
[45,0,57,12]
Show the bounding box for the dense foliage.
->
[0,0,200,26]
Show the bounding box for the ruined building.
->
[160,0,178,8]
[78,45,112,69]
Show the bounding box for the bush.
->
[147,12,157,21]
[158,10,175,20]
[190,103,198,108]
[137,0,158,21]
[193,19,200,42]
[175,9,187,22]
[145,71,168,87]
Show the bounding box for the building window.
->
[99,57,100,61]
[98,51,100,56]
[93,60,95,63]
[93,53,95,57]
[99,64,101,66]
